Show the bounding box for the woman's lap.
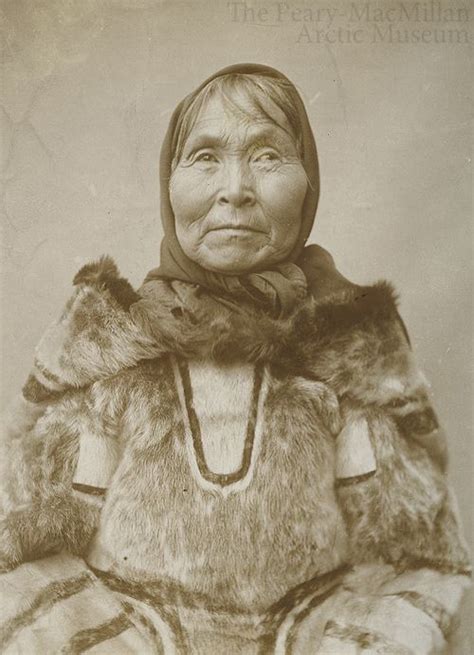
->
[0,553,335,654]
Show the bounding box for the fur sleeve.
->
[0,256,159,571]
[327,372,470,654]
[0,390,93,570]
[325,295,471,569]
[303,282,449,469]
[0,375,129,571]
[321,400,471,654]
[304,284,471,652]
[1,258,135,568]
[336,401,470,573]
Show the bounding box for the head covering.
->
[146,63,320,315]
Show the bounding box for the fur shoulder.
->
[23,256,161,403]
[73,256,140,310]
[300,279,421,406]
[301,280,448,470]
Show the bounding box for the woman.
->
[0,63,470,654]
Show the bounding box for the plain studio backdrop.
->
[0,0,472,649]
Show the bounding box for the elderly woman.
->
[0,64,470,654]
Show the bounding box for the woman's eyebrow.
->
[185,126,289,152]
[245,126,288,147]
[184,133,225,151]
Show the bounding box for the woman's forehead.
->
[184,122,292,153]
[185,93,295,147]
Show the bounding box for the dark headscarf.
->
[145,63,322,315]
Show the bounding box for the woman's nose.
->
[217,161,256,207]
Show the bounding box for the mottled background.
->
[1,0,472,649]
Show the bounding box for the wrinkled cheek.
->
[257,178,306,222]
[170,173,216,227]
[258,167,306,206]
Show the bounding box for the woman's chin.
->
[188,236,272,274]
[194,247,272,275]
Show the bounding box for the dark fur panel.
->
[392,407,447,472]
[310,280,400,337]
[301,305,414,402]
[337,405,471,574]
[376,363,448,471]
[300,301,449,468]
[73,255,120,285]
[134,277,405,378]
[22,374,63,403]
[31,284,161,392]
[73,255,140,310]
[394,406,439,435]
[285,281,403,380]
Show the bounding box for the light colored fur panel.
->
[185,359,255,475]
[87,360,348,612]
[336,402,471,574]
[319,592,446,654]
[1,395,47,446]
[0,396,48,519]
[335,415,376,480]
[171,358,269,497]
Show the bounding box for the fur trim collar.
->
[23,255,414,410]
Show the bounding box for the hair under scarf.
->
[145,63,323,316]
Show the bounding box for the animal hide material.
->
[0,255,470,654]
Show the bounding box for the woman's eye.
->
[253,150,280,164]
[194,151,218,163]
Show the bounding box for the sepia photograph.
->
[0,1,472,653]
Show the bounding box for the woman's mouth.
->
[207,225,266,234]
[204,226,268,244]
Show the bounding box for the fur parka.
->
[0,255,470,654]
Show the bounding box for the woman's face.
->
[169,93,308,274]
